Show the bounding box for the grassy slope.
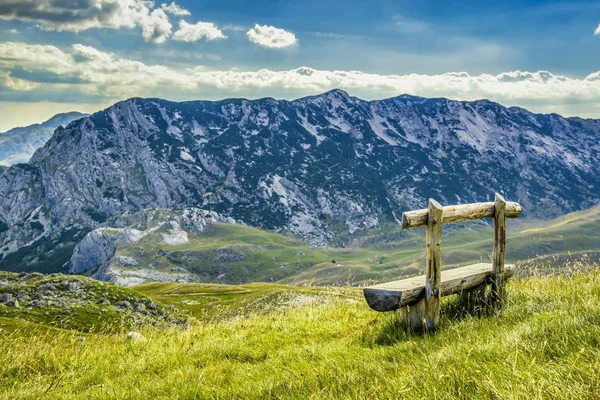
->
[113,203,600,286]
[0,272,185,333]
[2,266,600,399]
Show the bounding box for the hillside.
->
[13,202,592,287]
[2,91,600,272]
[1,266,600,398]
[0,271,185,332]
[0,112,88,165]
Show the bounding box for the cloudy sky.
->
[1,0,600,131]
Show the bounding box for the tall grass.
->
[2,266,600,399]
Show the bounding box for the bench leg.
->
[403,299,427,331]
[460,283,487,312]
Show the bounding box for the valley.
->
[4,201,593,287]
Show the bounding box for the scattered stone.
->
[18,273,43,282]
[97,298,110,306]
[116,256,140,267]
[0,271,187,330]
[39,283,57,291]
[216,248,245,262]
[1,293,13,303]
[126,331,146,342]
[6,298,19,308]
[16,291,29,301]
[115,300,131,310]
[29,299,42,308]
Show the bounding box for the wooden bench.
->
[363,193,522,331]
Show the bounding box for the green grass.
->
[111,203,600,287]
[0,272,185,333]
[2,263,600,399]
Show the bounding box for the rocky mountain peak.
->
[1,91,600,272]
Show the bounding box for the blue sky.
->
[1,0,600,130]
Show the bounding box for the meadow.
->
[2,259,600,399]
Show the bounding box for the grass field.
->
[3,205,600,398]
[2,258,600,399]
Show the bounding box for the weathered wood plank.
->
[363,263,516,312]
[491,193,507,303]
[401,200,521,230]
[423,199,443,330]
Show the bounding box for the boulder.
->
[115,300,131,310]
[126,331,146,342]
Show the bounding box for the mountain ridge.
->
[0,111,89,165]
[1,91,600,272]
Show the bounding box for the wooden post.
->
[491,193,506,303]
[423,198,443,330]
[404,199,443,331]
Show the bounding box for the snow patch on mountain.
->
[368,110,399,146]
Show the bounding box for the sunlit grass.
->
[2,262,600,399]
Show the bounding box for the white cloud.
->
[0,0,173,43]
[173,20,227,42]
[161,2,191,16]
[246,24,297,48]
[0,42,193,99]
[3,42,600,117]
[595,23,600,35]
[141,9,172,43]
[0,71,39,91]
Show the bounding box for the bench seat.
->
[364,263,515,312]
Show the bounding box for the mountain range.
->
[0,112,88,166]
[1,89,600,275]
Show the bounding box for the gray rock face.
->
[70,227,146,275]
[2,90,600,271]
[68,208,236,282]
